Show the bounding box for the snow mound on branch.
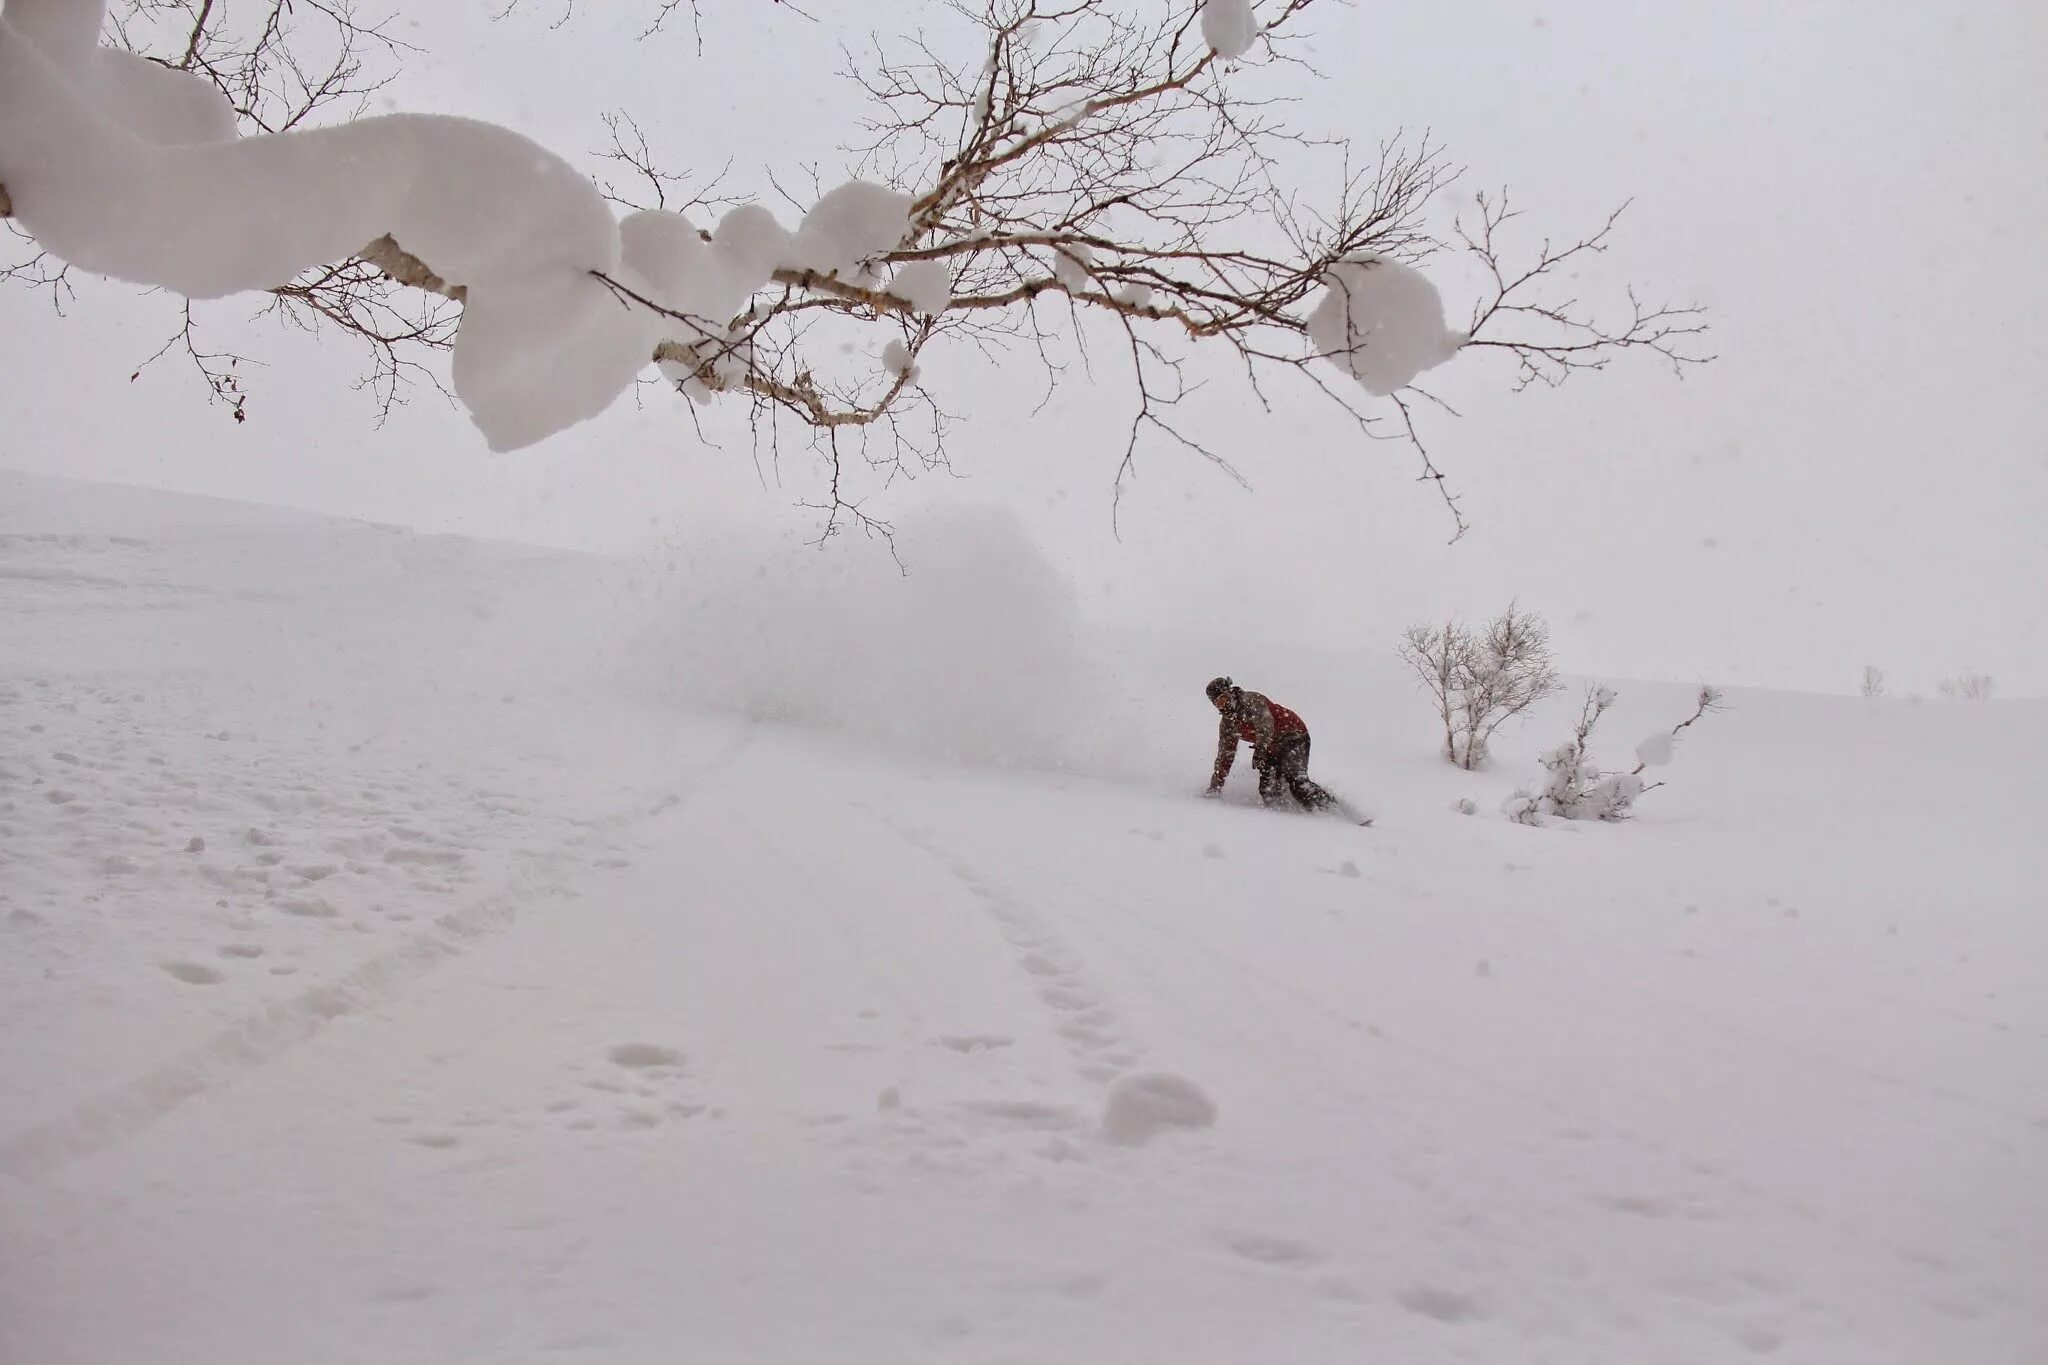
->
[889,259,953,316]
[84,45,239,147]
[618,211,713,316]
[881,340,918,380]
[0,8,641,450]
[711,204,798,284]
[1051,243,1095,292]
[0,5,915,452]
[786,181,914,279]
[1307,255,1466,396]
[1200,0,1259,60]
[619,206,801,336]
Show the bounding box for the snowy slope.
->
[2,471,2042,1365]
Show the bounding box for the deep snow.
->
[1,470,2042,1364]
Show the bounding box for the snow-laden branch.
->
[2,0,638,447]
[1,0,1709,534]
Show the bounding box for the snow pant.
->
[1259,732,1334,811]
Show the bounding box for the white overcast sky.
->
[3,0,2043,695]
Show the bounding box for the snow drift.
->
[4,472,2044,1365]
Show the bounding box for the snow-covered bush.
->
[1501,688,1629,825]
[1938,671,1994,700]
[1503,685,1723,826]
[1398,603,1561,769]
[1861,665,1886,698]
[0,0,1707,537]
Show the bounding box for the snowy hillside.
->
[2,470,2042,1364]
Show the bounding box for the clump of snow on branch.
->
[889,259,952,316]
[621,205,783,329]
[707,205,798,288]
[881,340,918,382]
[1309,255,1466,397]
[1200,0,1259,60]
[1050,244,1095,292]
[786,181,914,280]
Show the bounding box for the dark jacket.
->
[1211,689,1307,789]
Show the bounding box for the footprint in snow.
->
[1220,1231,1326,1269]
[405,1133,460,1150]
[608,1042,686,1071]
[593,1044,702,1131]
[1735,1323,1787,1355]
[935,1034,1014,1054]
[1396,1285,1487,1324]
[961,1099,1085,1131]
[384,846,465,869]
[1040,984,1095,1012]
[1593,1192,1675,1219]
[1100,1072,1216,1146]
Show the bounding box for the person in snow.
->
[1204,676,1337,812]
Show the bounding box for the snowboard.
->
[1204,789,1373,826]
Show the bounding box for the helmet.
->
[1205,676,1235,703]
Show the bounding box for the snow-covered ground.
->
[2,470,2042,1364]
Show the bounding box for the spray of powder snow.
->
[624,506,1178,779]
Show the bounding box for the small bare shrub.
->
[1398,602,1561,769]
[1937,671,1994,700]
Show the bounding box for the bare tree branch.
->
[129,299,257,423]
